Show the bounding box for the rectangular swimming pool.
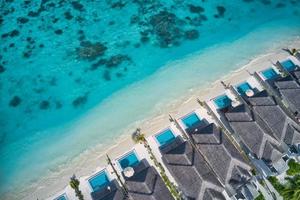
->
[118,151,139,170]
[155,129,175,147]
[54,194,67,200]
[281,59,296,71]
[213,94,232,109]
[182,112,201,128]
[236,82,252,96]
[88,171,110,192]
[261,68,279,80]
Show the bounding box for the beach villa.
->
[47,52,300,200]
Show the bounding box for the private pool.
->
[281,59,296,71]
[88,170,110,192]
[236,82,253,96]
[54,194,67,200]
[261,68,279,80]
[118,151,139,170]
[213,94,232,109]
[155,129,175,147]
[182,112,201,128]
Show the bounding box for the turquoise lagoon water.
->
[1,0,300,198]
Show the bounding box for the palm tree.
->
[281,175,300,200]
[283,48,300,56]
[69,175,84,200]
[132,128,146,144]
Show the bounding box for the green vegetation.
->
[255,192,265,200]
[267,176,284,194]
[258,179,265,187]
[251,168,257,176]
[268,175,300,200]
[287,159,300,176]
[69,175,84,200]
[281,175,300,200]
[132,129,181,200]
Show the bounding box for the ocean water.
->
[0,0,300,198]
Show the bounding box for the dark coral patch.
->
[275,3,285,8]
[184,30,199,40]
[260,0,271,5]
[72,95,87,107]
[108,21,115,26]
[216,6,226,17]
[106,55,131,68]
[0,16,3,25]
[54,29,63,35]
[40,100,50,110]
[140,36,150,43]
[23,51,32,58]
[9,96,21,107]
[55,101,62,109]
[17,17,29,24]
[0,65,5,73]
[77,42,107,60]
[64,11,73,20]
[111,1,126,9]
[189,5,204,13]
[71,1,84,11]
[149,11,183,48]
[103,70,111,81]
[3,29,20,38]
[90,59,107,70]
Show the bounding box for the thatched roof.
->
[160,136,225,200]
[124,159,174,200]
[187,123,251,194]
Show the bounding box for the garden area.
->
[267,159,300,200]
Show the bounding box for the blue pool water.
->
[88,171,110,192]
[1,0,300,199]
[118,151,139,170]
[156,129,175,147]
[182,113,201,128]
[55,194,67,200]
[236,82,253,96]
[281,59,296,71]
[213,95,232,109]
[261,68,279,80]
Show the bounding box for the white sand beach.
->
[12,32,300,200]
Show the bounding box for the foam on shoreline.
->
[5,22,300,200]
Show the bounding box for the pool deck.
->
[47,52,300,200]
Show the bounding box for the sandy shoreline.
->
[10,35,300,200]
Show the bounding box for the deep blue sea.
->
[1,0,300,198]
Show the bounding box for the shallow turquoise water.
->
[1,0,300,198]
